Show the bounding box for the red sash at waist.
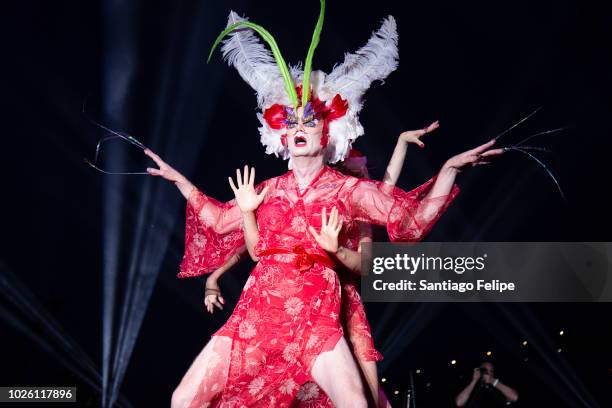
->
[258,245,335,271]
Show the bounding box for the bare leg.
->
[171,335,231,408]
[356,359,392,408]
[358,359,379,406]
[311,337,368,408]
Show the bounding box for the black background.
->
[1,0,611,406]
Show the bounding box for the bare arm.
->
[344,136,503,271]
[428,139,504,199]
[338,120,433,272]
[383,121,439,185]
[455,379,478,407]
[229,166,268,262]
[336,121,433,271]
[204,250,246,313]
[456,369,481,407]
[332,130,498,270]
[207,250,244,283]
[241,212,260,261]
[308,208,371,275]
[144,148,196,199]
[309,206,342,256]
[338,122,437,272]
[491,379,519,403]
[333,222,373,275]
[411,138,505,229]
[334,243,365,274]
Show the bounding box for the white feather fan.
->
[325,16,399,114]
[219,12,399,165]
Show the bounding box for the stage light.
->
[394,390,399,395]
[416,369,421,374]
[486,351,492,357]
[557,348,562,353]
[381,377,387,383]
[451,359,457,365]
[559,330,565,336]
[522,340,528,346]
[0,263,133,406]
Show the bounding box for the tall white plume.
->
[221,11,296,108]
[219,12,399,167]
[325,16,399,114]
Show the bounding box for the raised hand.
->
[229,165,269,213]
[399,120,440,148]
[204,278,224,314]
[472,368,482,383]
[443,139,505,172]
[144,148,186,183]
[308,206,343,253]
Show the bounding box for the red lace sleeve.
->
[177,187,245,278]
[348,177,460,242]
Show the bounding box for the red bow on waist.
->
[258,245,335,272]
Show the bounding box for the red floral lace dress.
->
[340,221,381,361]
[290,221,379,408]
[178,166,459,407]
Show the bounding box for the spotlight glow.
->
[451,359,457,365]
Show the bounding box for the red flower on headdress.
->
[262,86,348,142]
[263,103,288,130]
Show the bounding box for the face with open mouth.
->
[286,107,325,157]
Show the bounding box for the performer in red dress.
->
[199,131,438,408]
[144,1,503,406]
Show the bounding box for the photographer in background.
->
[456,362,519,407]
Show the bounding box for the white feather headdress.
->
[212,6,399,165]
